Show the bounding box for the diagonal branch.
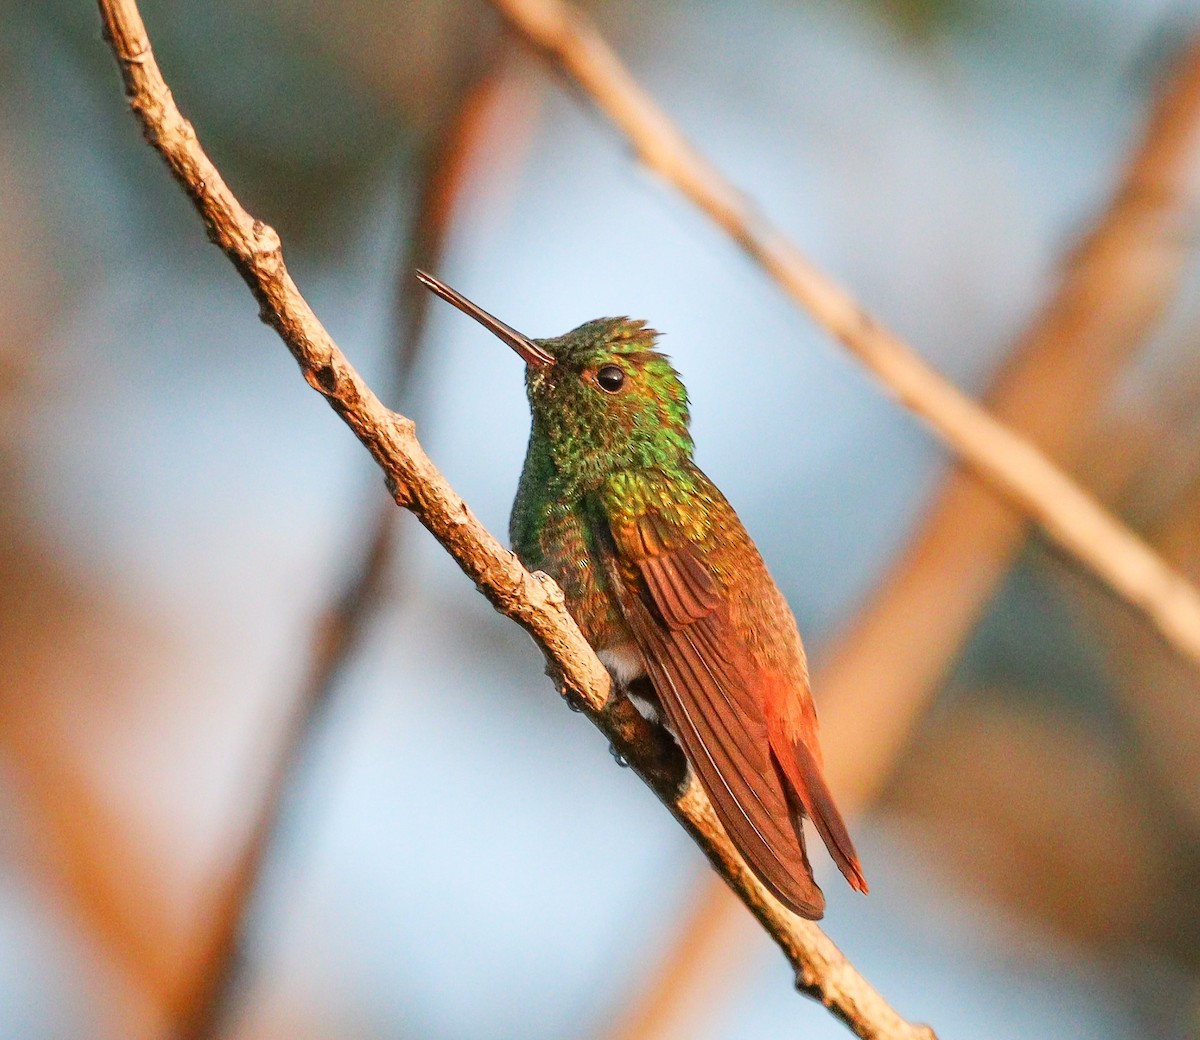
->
[600,881,753,1040]
[818,32,1200,807]
[95,2,934,1038]
[485,0,1200,671]
[173,509,395,1040]
[172,47,540,1040]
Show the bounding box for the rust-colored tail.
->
[765,678,868,894]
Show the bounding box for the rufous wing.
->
[599,514,828,918]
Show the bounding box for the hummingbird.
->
[416,270,867,919]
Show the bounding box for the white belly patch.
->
[599,643,661,722]
[598,642,647,686]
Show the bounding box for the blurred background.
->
[4,0,1200,1037]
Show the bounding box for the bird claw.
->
[608,742,630,768]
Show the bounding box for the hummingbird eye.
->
[596,365,626,393]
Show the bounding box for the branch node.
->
[308,363,339,395]
[251,219,281,254]
[555,674,589,713]
[384,472,413,508]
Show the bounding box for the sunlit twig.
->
[818,34,1200,807]
[172,46,542,1040]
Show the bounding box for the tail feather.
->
[766,704,868,894]
[781,738,868,893]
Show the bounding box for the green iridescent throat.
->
[522,317,694,500]
[509,315,708,654]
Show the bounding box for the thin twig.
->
[172,48,539,1040]
[485,0,1200,670]
[597,36,1200,1040]
[96,3,934,1038]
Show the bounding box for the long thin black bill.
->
[415,270,555,367]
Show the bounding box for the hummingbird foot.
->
[600,683,688,796]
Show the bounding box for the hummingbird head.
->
[417,271,693,490]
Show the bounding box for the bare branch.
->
[173,48,540,1040]
[95,2,933,1037]
[485,0,1200,670]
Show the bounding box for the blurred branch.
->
[1155,476,1200,574]
[174,514,395,1040]
[600,36,1200,1040]
[1081,340,1200,526]
[1064,471,1200,858]
[395,44,541,382]
[1127,477,1200,833]
[818,33,1200,807]
[883,693,1175,947]
[96,2,934,1038]
[486,0,1200,669]
[173,47,541,1040]
[599,882,753,1040]
[0,637,184,1027]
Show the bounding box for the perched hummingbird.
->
[417,270,866,918]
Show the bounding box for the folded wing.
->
[600,513,829,918]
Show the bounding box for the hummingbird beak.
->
[415,270,555,367]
